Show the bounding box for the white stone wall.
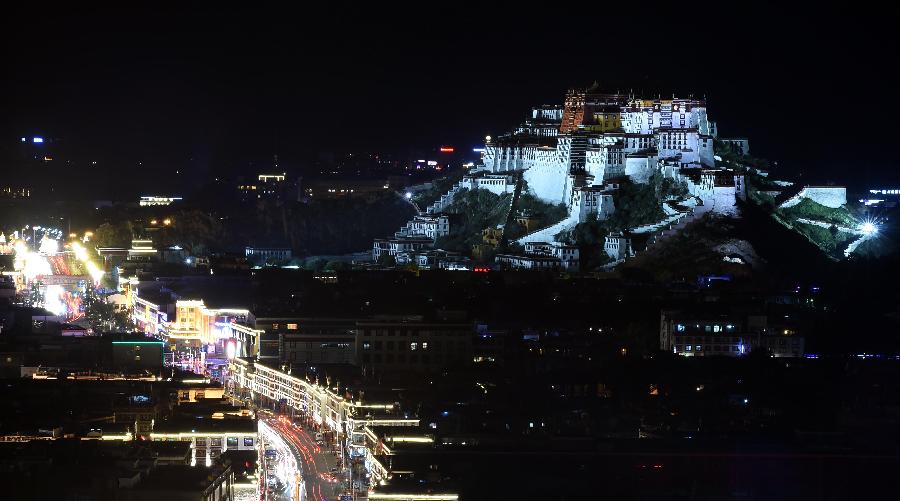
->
[460,175,515,195]
[523,159,570,204]
[699,135,715,166]
[780,186,847,209]
[625,156,656,184]
[533,106,564,121]
[712,186,739,216]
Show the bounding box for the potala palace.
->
[374,86,849,269]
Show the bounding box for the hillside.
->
[434,188,513,252]
[224,192,417,256]
[617,201,836,283]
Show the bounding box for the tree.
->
[324,260,351,272]
[557,213,613,271]
[93,221,133,248]
[85,295,135,333]
[157,209,222,255]
[303,258,328,271]
[377,254,396,267]
[606,179,666,232]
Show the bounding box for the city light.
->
[71,241,105,284]
[44,284,67,316]
[32,136,44,143]
[39,237,59,255]
[439,146,454,153]
[859,221,878,235]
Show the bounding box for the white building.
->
[150,419,258,466]
[373,236,433,260]
[459,173,517,195]
[604,232,635,260]
[481,92,717,207]
[395,214,450,240]
[496,241,579,271]
[571,186,615,222]
[245,246,292,263]
[139,196,182,207]
[376,88,725,265]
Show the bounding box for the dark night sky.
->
[1,5,897,191]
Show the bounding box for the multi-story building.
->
[165,300,261,358]
[357,317,473,372]
[256,317,357,365]
[375,87,726,264]
[604,232,635,261]
[244,246,292,264]
[150,418,258,466]
[660,309,805,358]
[131,290,262,360]
[394,214,451,241]
[484,90,716,202]
[495,241,580,271]
[139,196,182,207]
[373,236,433,261]
[253,316,475,373]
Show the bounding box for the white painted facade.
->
[496,241,579,271]
[624,154,657,184]
[395,214,450,240]
[571,186,615,222]
[459,174,516,195]
[604,233,635,260]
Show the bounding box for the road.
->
[259,419,302,501]
[265,416,344,501]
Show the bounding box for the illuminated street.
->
[266,416,344,501]
[260,419,304,501]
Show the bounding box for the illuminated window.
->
[422,342,428,350]
[363,342,371,350]
[227,437,238,447]
[287,323,298,330]
[272,323,279,330]
[410,342,418,351]
[244,437,254,447]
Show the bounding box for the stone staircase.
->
[499,174,524,246]
[515,214,579,245]
[426,181,465,214]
